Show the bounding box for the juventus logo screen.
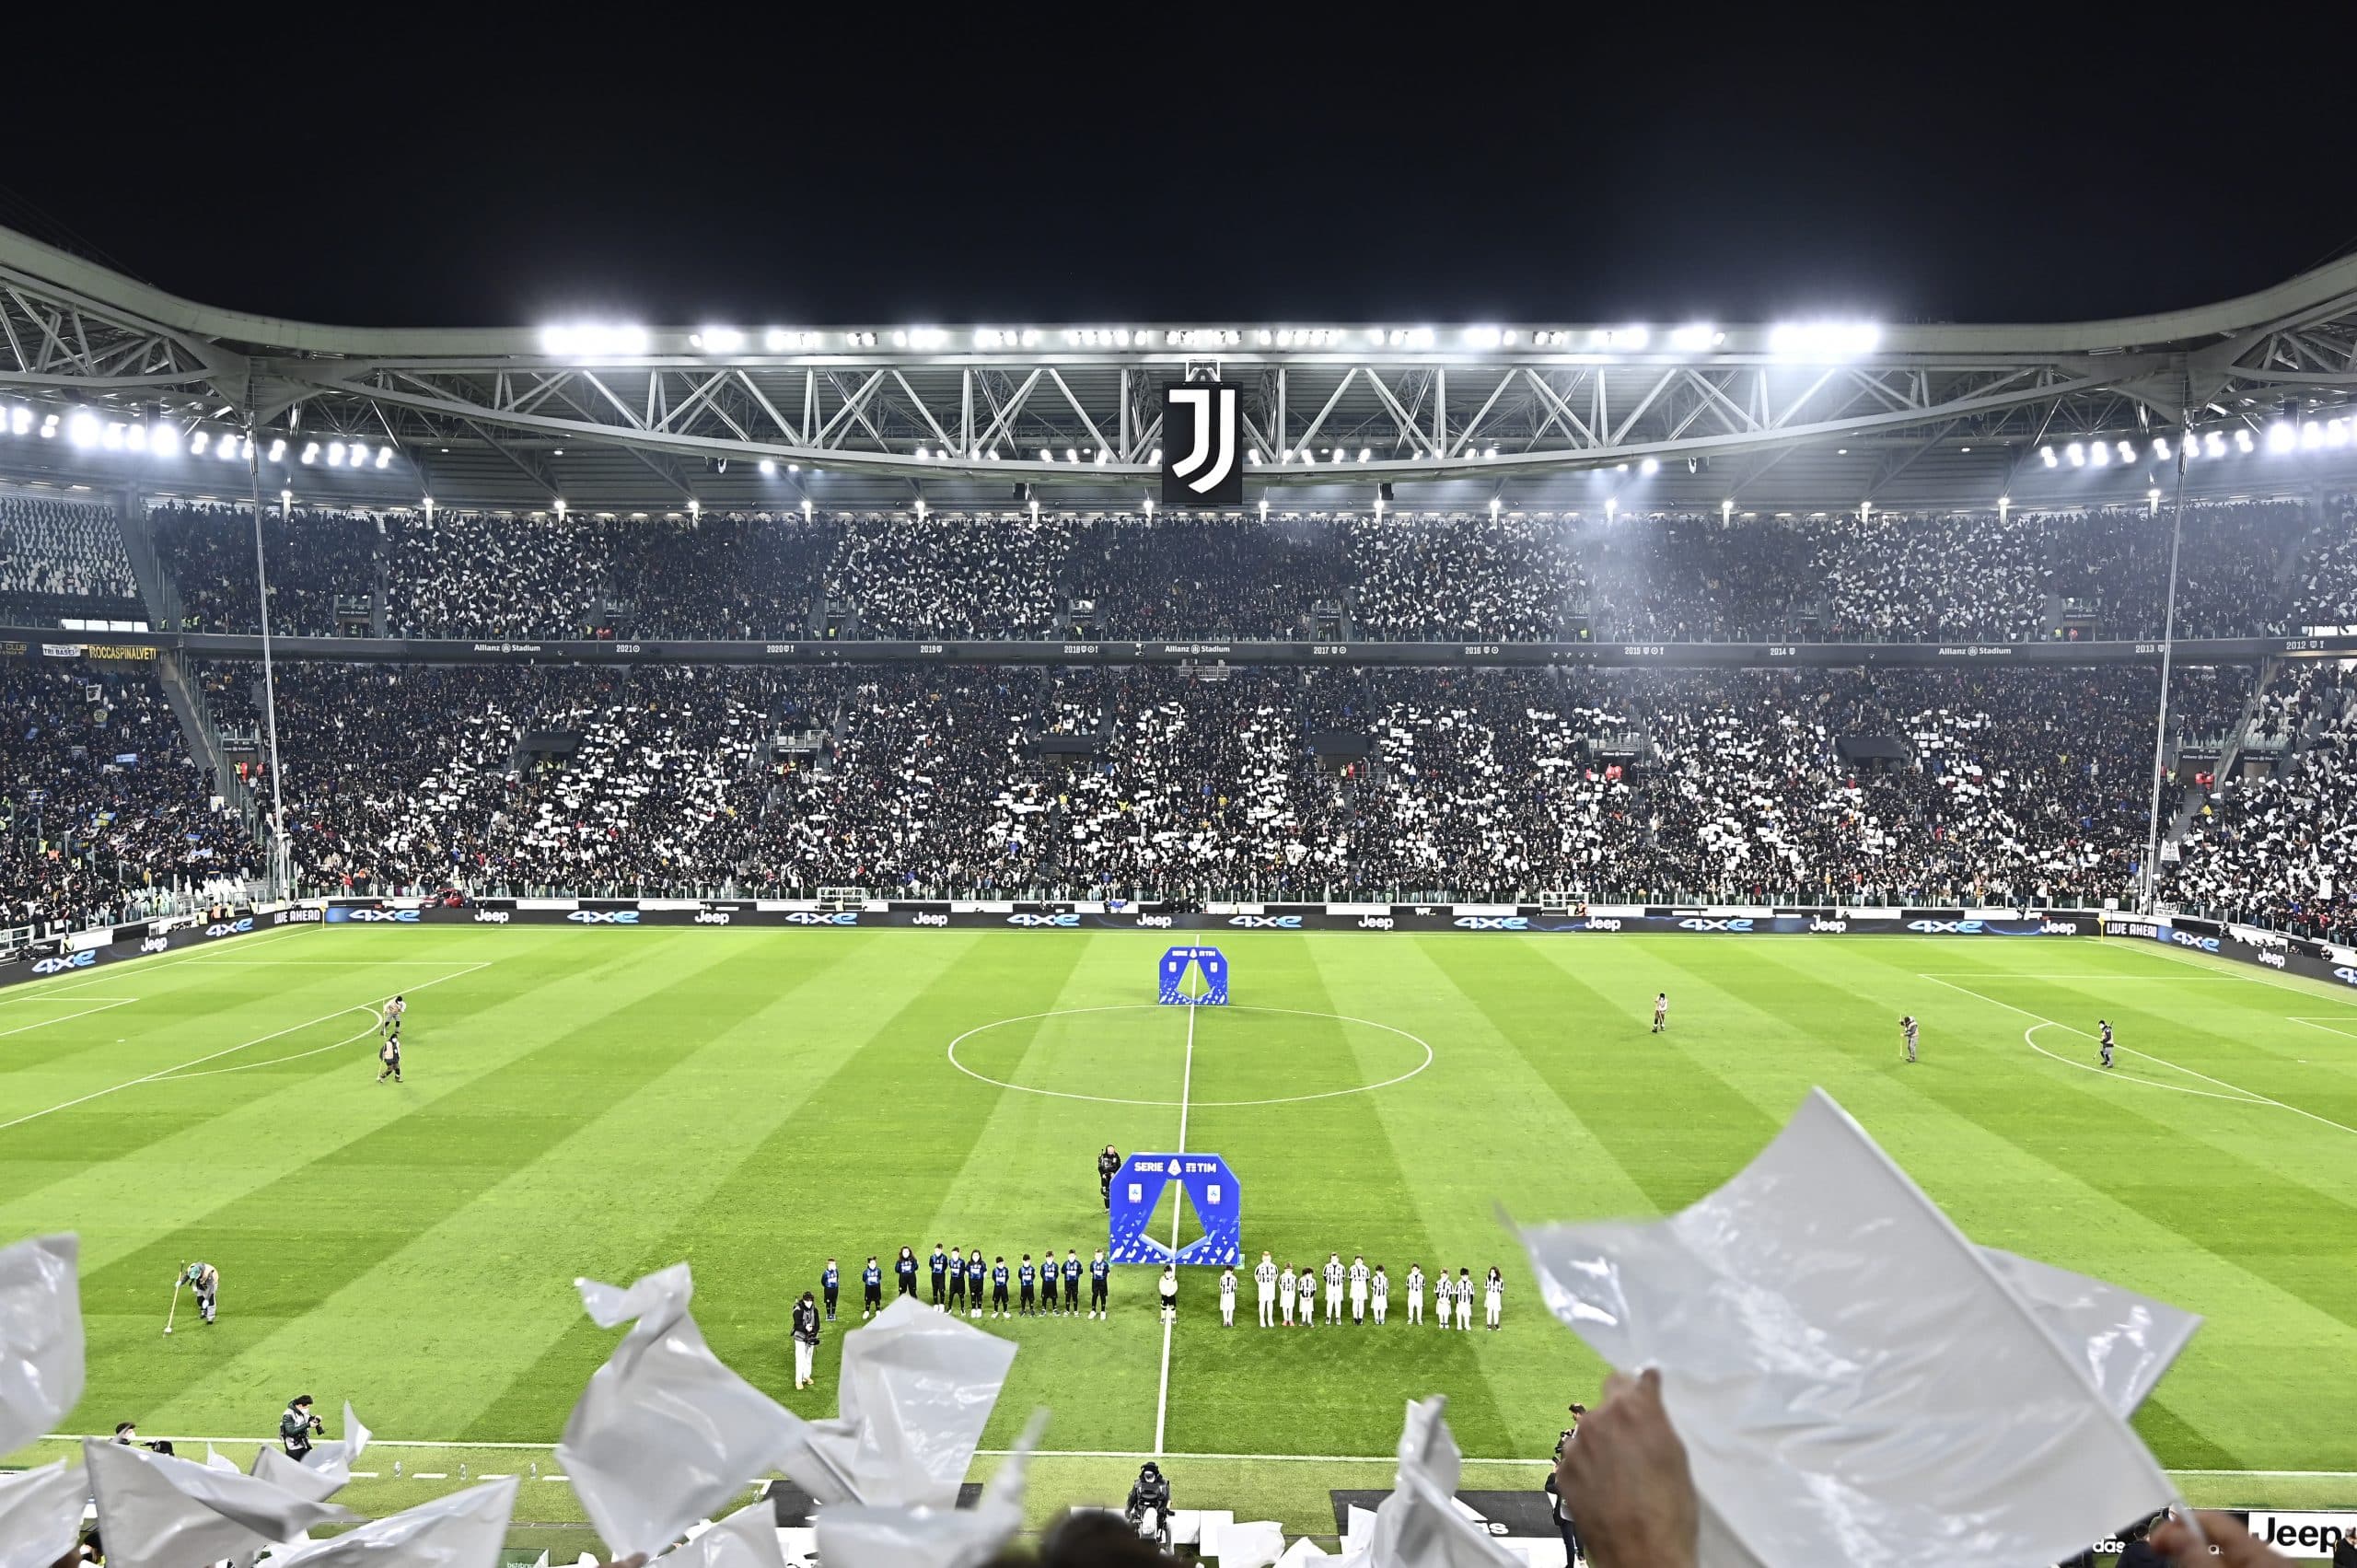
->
[1162,382,1243,504]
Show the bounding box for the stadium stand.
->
[0,492,143,626]
[0,663,253,933]
[152,501,381,635]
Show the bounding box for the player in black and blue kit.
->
[821,1258,841,1321]
[1018,1254,1038,1316]
[946,1247,967,1312]
[991,1257,1010,1317]
[929,1244,949,1307]
[966,1250,987,1318]
[1089,1250,1110,1318]
[1062,1250,1082,1313]
[863,1255,884,1317]
[895,1246,918,1300]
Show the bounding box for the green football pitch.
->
[6,925,2357,1534]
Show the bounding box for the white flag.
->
[812,1411,1043,1568]
[0,1236,84,1455]
[255,1404,374,1502]
[1980,1249,2199,1417]
[1519,1088,2179,1568]
[83,1437,353,1568]
[1359,1399,1520,1568]
[557,1264,797,1559]
[264,1477,516,1568]
[773,1295,1016,1508]
[649,1504,787,1568]
[0,1459,87,1568]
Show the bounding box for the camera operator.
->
[1098,1144,1122,1210]
[112,1422,174,1457]
[280,1394,323,1459]
[1125,1460,1171,1549]
[1544,1405,1585,1564]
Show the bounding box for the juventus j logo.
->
[1163,383,1242,504]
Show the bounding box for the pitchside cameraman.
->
[1098,1144,1121,1209]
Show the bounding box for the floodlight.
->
[2116,441,2134,463]
[1358,448,1372,462]
[2039,445,2058,468]
[1640,457,1660,475]
[760,459,777,475]
[2267,421,2296,452]
[2209,431,2229,457]
[2064,442,2085,467]
[695,327,745,352]
[1065,448,1079,463]
[376,447,392,469]
[301,442,319,464]
[100,422,124,450]
[153,423,180,457]
[2153,438,2170,459]
[2089,440,2109,466]
[2302,421,2326,449]
[328,442,346,467]
[269,437,286,462]
[2328,419,2350,448]
[1039,449,1053,462]
[192,430,211,454]
[65,411,97,447]
[1152,447,1163,463]
[1462,327,1503,349]
[1669,323,1719,352]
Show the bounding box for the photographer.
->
[280,1395,323,1459]
[1544,1406,1585,1564]
[1098,1145,1121,1210]
[112,1422,174,1457]
[1125,1461,1171,1549]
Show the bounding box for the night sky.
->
[6,28,2351,332]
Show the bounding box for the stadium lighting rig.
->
[2038,417,2348,470]
[1,399,400,473]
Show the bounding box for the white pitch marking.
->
[1920,973,2357,1139]
[2291,1016,2357,1040]
[1152,996,1198,1458]
[2024,1024,2269,1104]
[413,1472,447,1481]
[0,992,138,1009]
[946,1004,1432,1108]
[15,929,305,999]
[0,999,137,1039]
[2102,935,2357,1009]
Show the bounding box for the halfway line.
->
[1153,996,1199,1458]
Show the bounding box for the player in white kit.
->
[1279,1263,1297,1326]
[1406,1263,1425,1325]
[1348,1255,1369,1325]
[1484,1266,1504,1329]
[1433,1270,1454,1328]
[1371,1264,1389,1325]
[1297,1266,1316,1327]
[1255,1252,1278,1327]
[1653,992,1668,1032]
[1218,1266,1237,1327]
[1322,1253,1344,1325]
[1457,1269,1475,1330]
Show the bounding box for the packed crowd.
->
[117,495,2355,645]
[0,494,142,624]
[2166,660,2357,942]
[0,664,253,933]
[152,657,2273,911]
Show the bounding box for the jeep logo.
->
[911,912,950,927]
[1807,918,1848,934]
[566,910,641,925]
[1227,915,1303,929]
[32,952,96,974]
[1133,914,1172,929]
[784,912,860,925]
[139,936,170,954]
[1677,917,1754,932]
[1578,917,1622,932]
[1453,916,1528,931]
[2258,950,2287,969]
[692,910,733,925]
[2039,921,2078,935]
[1007,913,1080,927]
[472,910,512,923]
[1356,915,1396,930]
[1905,919,1984,935]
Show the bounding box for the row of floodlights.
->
[2039,419,2351,469]
[0,407,395,469]
[541,320,1877,359]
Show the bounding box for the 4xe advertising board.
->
[0,903,308,990]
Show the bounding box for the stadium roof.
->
[3,222,2355,516]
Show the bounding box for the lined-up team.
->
[815,1245,1113,1322]
[1227,1253,1505,1330]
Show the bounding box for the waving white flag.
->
[0,1459,87,1568]
[557,1264,797,1559]
[1357,1399,1520,1568]
[0,1236,84,1454]
[264,1477,516,1568]
[84,1437,353,1568]
[812,1411,1044,1568]
[1520,1088,2182,1568]
[774,1295,1016,1508]
[647,1503,787,1568]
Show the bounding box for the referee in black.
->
[1098,1144,1121,1209]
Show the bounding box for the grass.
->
[5,925,2357,1540]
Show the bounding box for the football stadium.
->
[5,131,2357,1568]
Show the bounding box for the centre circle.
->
[946,1004,1434,1107]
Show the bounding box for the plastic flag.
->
[773,1295,1016,1508]
[557,1264,798,1559]
[1979,1248,2198,1417]
[264,1477,517,1568]
[83,1436,353,1568]
[0,1236,84,1455]
[0,1459,87,1568]
[648,1503,787,1568]
[1356,1399,1520,1568]
[1519,1087,2182,1568]
[812,1411,1043,1568]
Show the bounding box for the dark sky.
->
[6,26,2351,332]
